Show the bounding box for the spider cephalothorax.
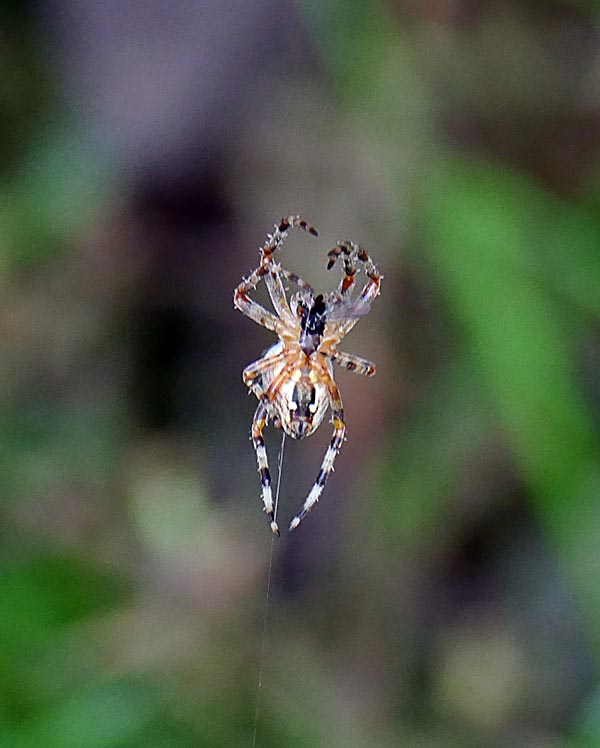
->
[234,216,381,535]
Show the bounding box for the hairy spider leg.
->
[233,270,284,335]
[325,241,381,339]
[279,268,315,323]
[288,368,345,532]
[327,240,378,289]
[234,216,318,332]
[262,356,302,406]
[327,239,380,290]
[278,268,315,295]
[251,356,303,535]
[258,216,318,325]
[264,263,296,326]
[260,216,318,264]
[251,401,280,536]
[242,349,289,400]
[329,350,377,377]
[327,240,360,294]
[338,270,381,339]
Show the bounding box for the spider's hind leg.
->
[252,402,279,536]
[288,381,346,533]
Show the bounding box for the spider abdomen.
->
[277,363,329,440]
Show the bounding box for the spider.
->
[234,216,381,535]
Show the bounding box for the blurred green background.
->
[1,1,600,746]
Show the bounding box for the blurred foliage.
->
[1,0,600,746]
[426,159,600,623]
[0,3,111,272]
[0,127,111,271]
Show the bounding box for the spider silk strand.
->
[251,430,286,748]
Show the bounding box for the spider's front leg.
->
[234,215,318,332]
[288,377,346,533]
[252,401,280,536]
[326,240,382,339]
[327,240,380,296]
[259,217,318,326]
[234,267,284,335]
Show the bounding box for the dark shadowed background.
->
[2,1,600,746]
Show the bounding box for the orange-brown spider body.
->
[234,216,381,534]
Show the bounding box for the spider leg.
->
[242,350,287,389]
[326,241,381,339]
[260,216,318,264]
[243,350,290,403]
[263,357,300,405]
[337,274,381,339]
[327,240,381,292]
[279,268,315,296]
[327,240,360,295]
[233,269,284,334]
[288,375,345,532]
[252,401,280,536]
[329,350,377,377]
[263,263,296,326]
[259,216,318,325]
[250,356,300,535]
[235,216,318,330]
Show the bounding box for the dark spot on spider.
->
[302,294,327,337]
[291,382,316,419]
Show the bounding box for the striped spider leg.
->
[234,215,318,332]
[234,216,381,534]
[288,363,345,532]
